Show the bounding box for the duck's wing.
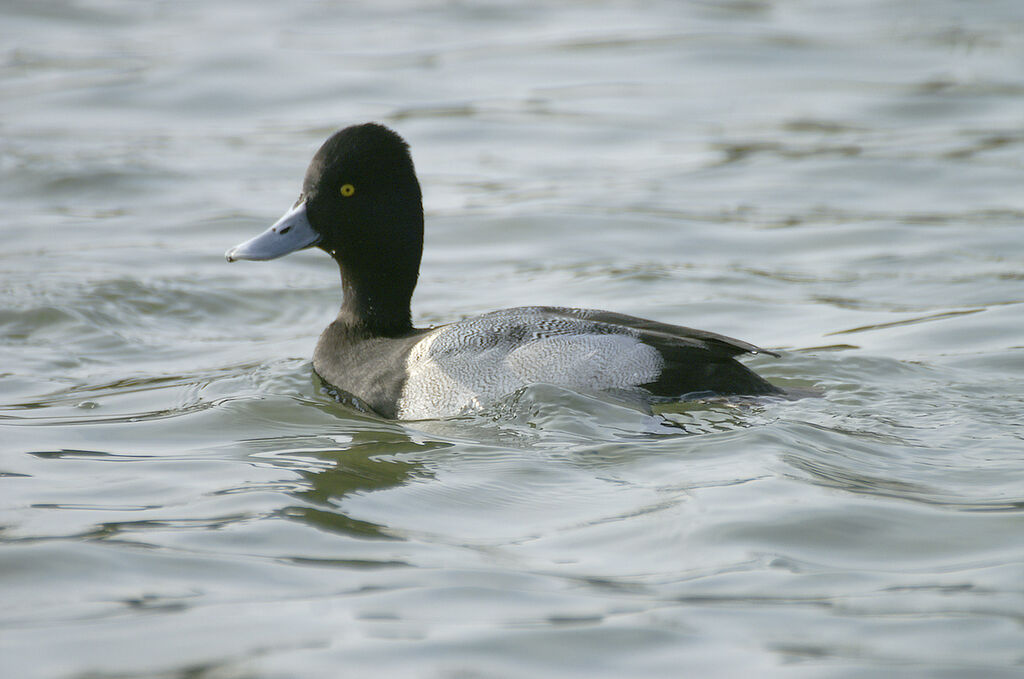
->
[518,306,782,398]
[398,306,782,418]
[532,306,779,359]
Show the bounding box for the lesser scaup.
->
[226,123,782,419]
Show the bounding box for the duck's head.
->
[227,123,424,331]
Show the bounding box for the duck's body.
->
[315,306,778,419]
[227,123,782,419]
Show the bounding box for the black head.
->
[227,123,425,334]
[301,123,423,263]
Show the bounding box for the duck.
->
[226,123,783,419]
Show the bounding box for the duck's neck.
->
[336,262,417,337]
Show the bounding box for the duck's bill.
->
[225,201,321,262]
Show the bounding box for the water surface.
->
[3,1,1024,677]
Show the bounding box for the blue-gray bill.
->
[225,201,320,262]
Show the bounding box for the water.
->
[3,1,1024,677]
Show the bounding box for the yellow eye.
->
[340,183,355,197]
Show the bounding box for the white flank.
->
[396,321,663,419]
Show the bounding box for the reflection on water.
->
[282,432,444,539]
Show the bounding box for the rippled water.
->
[3,1,1024,677]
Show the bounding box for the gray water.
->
[3,1,1024,677]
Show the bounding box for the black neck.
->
[336,262,416,336]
